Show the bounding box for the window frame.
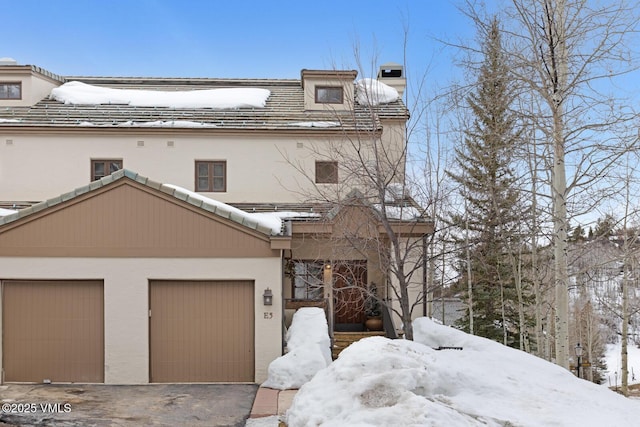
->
[195,160,227,192]
[0,82,21,100]
[315,161,338,184]
[315,86,344,104]
[91,159,123,181]
[292,260,325,300]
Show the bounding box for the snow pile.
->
[286,317,640,426]
[356,78,399,106]
[262,307,331,390]
[0,208,17,216]
[0,118,20,123]
[50,81,270,109]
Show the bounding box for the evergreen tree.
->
[448,17,531,347]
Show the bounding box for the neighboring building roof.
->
[0,63,65,83]
[0,72,408,131]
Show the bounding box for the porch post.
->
[324,263,333,335]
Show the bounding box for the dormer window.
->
[315,86,343,104]
[0,82,21,100]
[301,70,356,111]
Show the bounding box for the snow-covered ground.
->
[250,317,640,426]
[604,340,640,388]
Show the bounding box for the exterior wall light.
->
[263,288,273,306]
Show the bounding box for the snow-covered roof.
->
[163,184,317,235]
[0,170,314,236]
[51,81,271,109]
[0,71,409,130]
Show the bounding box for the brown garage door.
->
[2,280,104,383]
[149,280,254,382]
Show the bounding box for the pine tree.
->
[448,17,531,347]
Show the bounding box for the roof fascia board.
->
[0,126,383,137]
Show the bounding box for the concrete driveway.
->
[0,383,258,427]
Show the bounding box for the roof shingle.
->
[0,75,408,131]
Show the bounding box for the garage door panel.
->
[2,280,104,383]
[149,280,254,383]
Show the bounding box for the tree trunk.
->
[550,0,570,370]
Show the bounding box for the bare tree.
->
[503,0,640,369]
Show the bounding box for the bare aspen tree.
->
[504,0,640,368]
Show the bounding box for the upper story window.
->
[0,82,21,100]
[91,159,122,181]
[196,160,226,192]
[315,161,338,184]
[315,86,343,104]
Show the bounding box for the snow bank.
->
[262,307,331,390]
[286,317,640,426]
[50,81,270,109]
[356,78,399,106]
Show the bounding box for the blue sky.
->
[2,0,477,82]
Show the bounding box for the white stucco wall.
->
[0,127,406,205]
[0,133,333,203]
[0,257,282,384]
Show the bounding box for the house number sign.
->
[263,312,273,319]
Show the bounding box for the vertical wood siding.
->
[0,182,274,257]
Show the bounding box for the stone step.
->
[332,331,385,359]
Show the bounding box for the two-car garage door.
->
[2,280,254,383]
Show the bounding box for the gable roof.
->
[0,169,279,236]
[0,73,408,132]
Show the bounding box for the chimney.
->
[377,62,406,97]
[0,57,18,66]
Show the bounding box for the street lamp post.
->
[575,343,583,379]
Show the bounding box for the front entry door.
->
[333,261,367,328]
